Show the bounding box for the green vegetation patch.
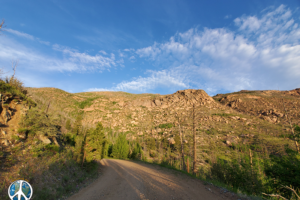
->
[157,123,174,129]
[75,97,99,109]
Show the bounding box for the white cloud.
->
[99,50,107,55]
[123,48,134,52]
[234,16,261,31]
[86,69,189,93]
[6,28,50,45]
[6,29,35,40]
[133,4,300,94]
[0,37,121,73]
[52,44,117,71]
[224,15,232,19]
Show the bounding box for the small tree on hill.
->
[111,134,129,159]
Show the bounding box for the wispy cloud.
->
[6,28,50,45]
[132,4,300,94]
[6,28,35,40]
[0,36,122,73]
[224,15,232,19]
[86,69,189,93]
[52,44,117,71]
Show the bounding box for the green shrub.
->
[45,144,60,153]
[20,108,60,137]
[157,123,173,129]
[75,97,98,109]
[17,128,28,134]
[0,80,35,106]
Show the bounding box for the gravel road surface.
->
[67,159,244,200]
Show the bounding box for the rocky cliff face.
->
[127,89,218,109]
[213,89,300,124]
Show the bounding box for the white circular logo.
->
[8,180,33,200]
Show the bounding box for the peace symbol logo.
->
[8,180,33,200]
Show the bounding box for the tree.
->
[65,119,71,130]
[84,122,105,162]
[131,142,142,159]
[192,103,197,175]
[175,111,186,171]
[72,115,83,135]
[111,134,129,159]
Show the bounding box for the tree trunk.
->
[192,104,197,175]
[178,117,186,171]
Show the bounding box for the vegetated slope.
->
[0,83,101,200]
[27,87,297,161]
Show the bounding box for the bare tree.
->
[176,111,186,171]
[262,185,300,200]
[0,19,5,33]
[11,59,19,79]
[192,103,197,175]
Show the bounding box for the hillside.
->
[2,88,300,199]
[213,89,300,125]
[27,87,299,161]
[0,82,101,200]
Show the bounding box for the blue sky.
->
[1,0,300,96]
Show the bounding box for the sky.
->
[0,0,300,96]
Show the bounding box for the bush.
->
[17,128,28,134]
[0,80,35,106]
[20,108,60,137]
[157,123,173,129]
[264,146,300,198]
[45,144,60,153]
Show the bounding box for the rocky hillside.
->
[26,88,299,162]
[213,89,300,125]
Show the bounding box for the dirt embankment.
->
[67,159,245,200]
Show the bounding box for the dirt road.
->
[67,159,244,200]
